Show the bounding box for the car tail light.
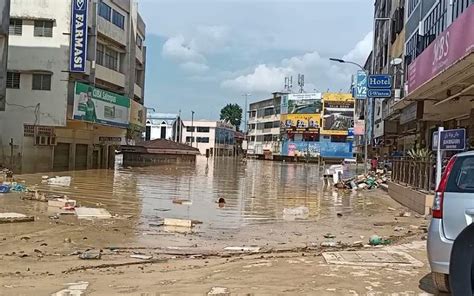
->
[432,156,457,219]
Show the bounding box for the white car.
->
[427,151,474,292]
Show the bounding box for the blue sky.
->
[139,0,374,120]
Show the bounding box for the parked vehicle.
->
[427,151,474,292]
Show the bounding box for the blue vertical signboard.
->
[354,71,367,99]
[69,0,88,73]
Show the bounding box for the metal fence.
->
[391,157,435,192]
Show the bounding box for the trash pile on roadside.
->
[334,169,389,191]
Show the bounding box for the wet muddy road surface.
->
[0,157,435,295]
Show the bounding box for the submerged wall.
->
[123,152,196,167]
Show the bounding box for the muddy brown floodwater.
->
[0,157,433,295]
[21,156,370,230]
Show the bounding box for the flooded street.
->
[20,156,369,232]
[0,158,434,295]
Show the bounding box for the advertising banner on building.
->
[282,141,353,158]
[354,120,365,135]
[69,0,88,73]
[129,100,146,128]
[73,82,130,128]
[281,114,321,132]
[281,93,322,114]
[322,93,355,135]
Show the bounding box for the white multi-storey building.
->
[0,0,146,173]
[181,120,236,156]
[247,93,285,156]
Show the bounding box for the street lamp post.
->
[329,17,391,175]
[330,58,369,174]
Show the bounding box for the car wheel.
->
[432,272,450,293]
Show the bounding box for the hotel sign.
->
[69,0,88,72]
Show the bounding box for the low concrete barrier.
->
[387,181,434,215]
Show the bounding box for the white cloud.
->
[162,35,205,63]
[179,62,210,74]
[221,64,292,93]
[221,32,372,94]
[190,25,230,54]
[343,31,373,66]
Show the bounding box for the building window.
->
[6,72,20,89]
[197,127,210,133]
[405,33,419,65]
[453,0,472,21]
[34,20,53,37]
[104,47,119,71]
[422,0,447,52]
[197,137,210,143]
[9,19,22,35]
[98,1,112,21]
[186,136,195,143]
[186,127,195,132]
[112,10,125,29]
[96,43,105,65]
[263,135,273,142]
[32,74,52,91]
[263,108,274,117]
[263,122,273,129]
[135,69,143,84]
[136,34,143,49]
[407,0,420,17]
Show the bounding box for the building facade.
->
[378,0,474,154]
[181,120,236,156]
[145,113,181,142]
[0,0,146,173]
[247,93,284,156]
[248,92,355,160]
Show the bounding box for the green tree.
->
[220,103,243,131]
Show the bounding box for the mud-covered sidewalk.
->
[0,186,436,295]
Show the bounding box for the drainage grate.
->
[322,251,424,267]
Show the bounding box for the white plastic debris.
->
[282,206,309,221]
[47,176,72,187]
[75,208,112,220]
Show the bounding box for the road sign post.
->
[432,128,466,188]
[436,127,444,189]
[354,71,368,99]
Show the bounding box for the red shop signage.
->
[408,5,474,94]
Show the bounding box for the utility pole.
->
[89,0,98,86]
[0,0,11,111]
[177,109,182,142]
[9,138,14,169]
[242,94,250,132]
[191,111,195,147]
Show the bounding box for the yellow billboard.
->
[281,114,321,132]
[322,93,354,135]
[129,100,146,129]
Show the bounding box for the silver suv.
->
[427,151,474,292]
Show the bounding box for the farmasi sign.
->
[69,0,88,73]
